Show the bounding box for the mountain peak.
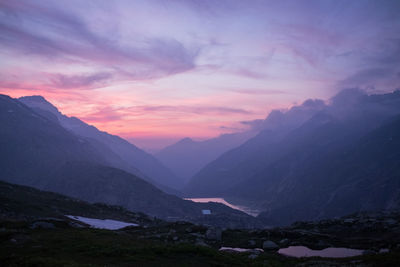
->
[178,137,195,144]
[331,88,366,107]
[18,95,61,115]
[19,95,48,103]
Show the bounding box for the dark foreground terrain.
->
[1,181,400,266]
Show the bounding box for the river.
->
[185,197,260,217]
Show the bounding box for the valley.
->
[185,197,261,217]
[1,1,400,266]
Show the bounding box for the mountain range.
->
[18,95,182,192]
[2,89,400,227]
[156,131,256,182]
[185,97,327,196]
[184,89,400,225]
[0,94,261,228]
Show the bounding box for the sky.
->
[0,0,399,150]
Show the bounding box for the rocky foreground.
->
[1,181,400,266]
[2,210,400,266]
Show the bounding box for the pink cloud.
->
[48,72,112,89]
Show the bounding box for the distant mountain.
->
[0,95,106,186]
[256,113,400,225]
[18,96,182,191]
[184,98,327,196]
[0,94,261,228]
[156,131,256,182]
[184,89,400,225]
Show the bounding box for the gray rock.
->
[69,221,85,228]
[279,238,289,246]
[248,254,258,259]
[250,248,264,255]
[363,249,376,255]
[195,238,210,247]
[262,240,279,250]
[205,227,222,241]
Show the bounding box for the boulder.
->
[205,227,222,241]
[279,238,289,246]
[262,240,279,250]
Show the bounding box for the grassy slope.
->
[0,180,152,224]
[1,180,400,266]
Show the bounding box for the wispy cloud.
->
[338,39,400,90]
[232,89,287,95]
[80,104,253,123]
[239,119,265,131]
[0,71,112,90]
[0,1,198,79]
[48,72,113,89]
[2,0,400,149]
[138,105,252,115]
[79,106,123,123]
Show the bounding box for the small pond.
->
[278,246,364,258]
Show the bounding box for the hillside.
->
[19,96,182,190]
[156,131,255,182]
[0,94,262,228]
[184,90,400,225]
[1,180,400,266]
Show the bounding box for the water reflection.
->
[185,197,259,216]
[278,246,364,258]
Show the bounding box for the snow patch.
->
[219,247,264,253]
[65,215,139,230]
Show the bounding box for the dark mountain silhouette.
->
[184,89,400,225]
[18,96,182,191]
[0,94,262,227]
[256,113,400,225]
[156,131,256,182]
[184,98,327,196]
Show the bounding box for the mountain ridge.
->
[18,95,182,191]
[183,89,400,225]
[0,94,261,228]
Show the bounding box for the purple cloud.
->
[338,39,400,90]
[48,72,113,89]
[137,105,252,115]
[0,1,198,79]
[80,104,253,123]
[232,89,287,95]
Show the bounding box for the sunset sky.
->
[1,0,399,150]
